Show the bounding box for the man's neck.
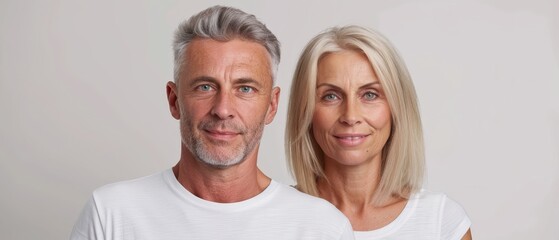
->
[172,153,271,203]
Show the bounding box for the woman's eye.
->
[323,93,339,101]
[239,86,254,93]
[363,91,377,100]
[197,84,213,91]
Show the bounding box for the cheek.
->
[238,97,272,125]
[312,108,330,134]
[180,98,215,123]
[311,108,336,145]
[365,105,392,129]
[311,122,329,157]
[182,101,203,117]
[311,115,322,141]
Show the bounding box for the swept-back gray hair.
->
[173,5,280,84]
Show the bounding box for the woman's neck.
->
[318,158,382,208]
[317,157,407,231]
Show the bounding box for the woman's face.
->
[312,50,392,167]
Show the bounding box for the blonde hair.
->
[286,25,425,205]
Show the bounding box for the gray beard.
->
[188,134,245,168]
[181,118,265,169]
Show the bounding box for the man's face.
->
[167,38,279,168]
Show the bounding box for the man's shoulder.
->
[263,182,352,237]
[271,182,347,217]
[92,169,170,202]
[271,183,320,200]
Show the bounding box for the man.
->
[70,5,354,240]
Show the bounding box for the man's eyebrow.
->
[187,76,218,87]
[235,78,263,88]
[187,76,265,89]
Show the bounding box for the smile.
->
[335,135,367,140]
[204,129,240,141]
[333,134,370,146]
[205,129,238,135]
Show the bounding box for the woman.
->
[286,25,472,239]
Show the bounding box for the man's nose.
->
[210,90,235,120]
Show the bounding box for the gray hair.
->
[173,5,280,84]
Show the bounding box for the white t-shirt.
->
[354,189,471,240]
[70,169,354,240]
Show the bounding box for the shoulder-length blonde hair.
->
[286,25,425,205]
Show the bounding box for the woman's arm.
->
[461,229,472,240]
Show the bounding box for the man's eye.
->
[239,86,254,93]
[197,84,213,91]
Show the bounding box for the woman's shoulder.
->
[412,189,468,214]
[411,189,471,239]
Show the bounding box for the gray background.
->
[1,0,558,239]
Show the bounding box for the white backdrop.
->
[1,0,558,239]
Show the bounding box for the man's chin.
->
[193,146,246,169]
[197,156,246,169]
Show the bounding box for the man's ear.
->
[265,86,280,125]
[166,81,180,120]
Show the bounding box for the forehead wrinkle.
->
[233,55,273,83]
[317,54,378,91]
[223,63,270,89]
[182,39,273,88]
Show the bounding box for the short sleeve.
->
[338,220,356,240]
[440,195,471,240]
[70,196,105,240]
